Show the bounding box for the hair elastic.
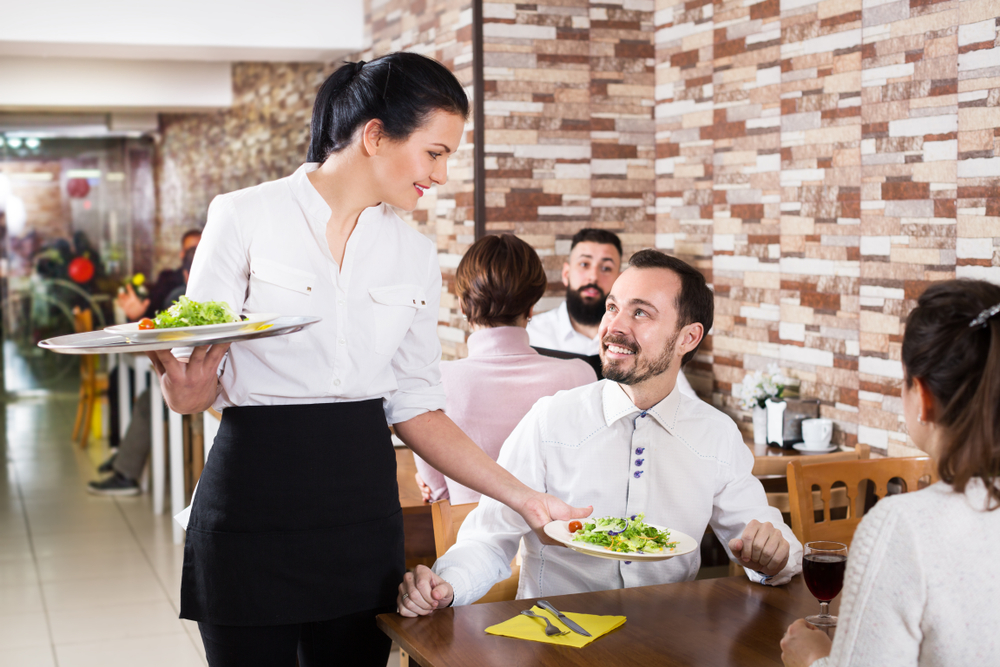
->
[969,302,1000,329]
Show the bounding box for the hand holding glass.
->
[802,541,848,627]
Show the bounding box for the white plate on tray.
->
[39,316,320,354]
[104,313,279,341]
[543,520,698,562]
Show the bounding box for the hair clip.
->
[969,301,1000,329]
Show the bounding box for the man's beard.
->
[565,283,607,326]
[600,329,680,386]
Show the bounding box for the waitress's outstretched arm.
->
[147,344,229,414]
[395,410,592,532]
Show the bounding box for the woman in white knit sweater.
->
[780,279,1000,667]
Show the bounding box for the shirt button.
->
[338,338,346,345]
[635,459,644,466]
[338,299,345,306]
[333,379,341,387]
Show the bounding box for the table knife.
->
[537,600,592,637]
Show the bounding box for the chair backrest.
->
[752,443,870,478]
[72,306,93,334]
[430,499,520,604]
[787,456,938,546]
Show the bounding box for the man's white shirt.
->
[434,379,802,606]
[526,300,699,400]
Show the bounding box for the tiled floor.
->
[0,392,401,667]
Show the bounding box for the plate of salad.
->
[104,297,278,341]
[544,514,698,562]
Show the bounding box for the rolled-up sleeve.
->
[382,247,447,424]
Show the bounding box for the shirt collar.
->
[556,301,598,343]
[466,327,535,358]
[601,378,683,434]
[287,163,333,228]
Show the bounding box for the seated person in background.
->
[413,234,597,504]
[527,228,697,399]
[89,245,199,495]
[398,249,801,614]
[780,279,1000,667]
[109,228,202,451]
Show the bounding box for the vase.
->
[752,405,767,445]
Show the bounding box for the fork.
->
[520,609,570,636]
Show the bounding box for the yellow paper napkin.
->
[485,605,626,648]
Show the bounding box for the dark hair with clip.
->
[902,279,1000,510]
[307,52,469,163]
[626,249,713,367]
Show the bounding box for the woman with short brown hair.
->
[414,234,597,505]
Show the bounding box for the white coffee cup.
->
[800,418,833,449]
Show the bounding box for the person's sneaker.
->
[87,473,140,496]
[97,453,117,474]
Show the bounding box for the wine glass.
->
[802,541,848,627]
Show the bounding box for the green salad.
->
[571,514,678,554]
[153,296,240,329]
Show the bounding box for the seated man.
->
[398,249,801,614]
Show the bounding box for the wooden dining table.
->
[378,574,836,667]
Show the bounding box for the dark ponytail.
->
[902,279,1000,510]
[307,52,469,163]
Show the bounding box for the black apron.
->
[180,400,404,626]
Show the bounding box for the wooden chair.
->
[71,307,107,448]
[753,444,871,514]
[430,499,520,604]
[787,456,938,546]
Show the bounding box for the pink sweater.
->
[413,326,597,504]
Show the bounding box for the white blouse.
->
[185,163,446,424]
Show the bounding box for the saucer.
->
[792,443,839,454]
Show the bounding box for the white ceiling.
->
[0,0,366,131]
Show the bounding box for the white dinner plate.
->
[543,520,698,562]
[104,313,279,341]
[792,443,839,454]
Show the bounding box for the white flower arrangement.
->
[739,363,788,411]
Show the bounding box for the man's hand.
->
[780,619,832,667]
[414,472,432,503]
[117,284,150,321]
[516,492,592,546]
[728,519,790,577]
[398,565,454,617]
[146,344,229,414]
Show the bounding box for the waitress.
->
[147,52,589,667]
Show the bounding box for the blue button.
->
[633,470,644,478]
[635,458,644,466]
[635,447,645,455]
[624,561,632,565]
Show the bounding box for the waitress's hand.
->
[146,344,230,414]
[516,492,592,546]
[780,619,832,667]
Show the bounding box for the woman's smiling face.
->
[371,110,466,211]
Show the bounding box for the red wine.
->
[803,553,846,602]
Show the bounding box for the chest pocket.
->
[369,284,426,356]
[249,259,317,313]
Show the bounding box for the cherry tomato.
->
[568,520,583,533]
[138,318,155,330]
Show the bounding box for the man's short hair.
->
[628,249,714,366]
[570,228,622,258]
[181,246,197,274]
[455,234,547,327]
[181,228,203,247]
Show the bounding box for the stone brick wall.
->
[654,0,1000,453]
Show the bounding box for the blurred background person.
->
[780,279,1000,667]
[413,234,597,503]
[88,244,199,495]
